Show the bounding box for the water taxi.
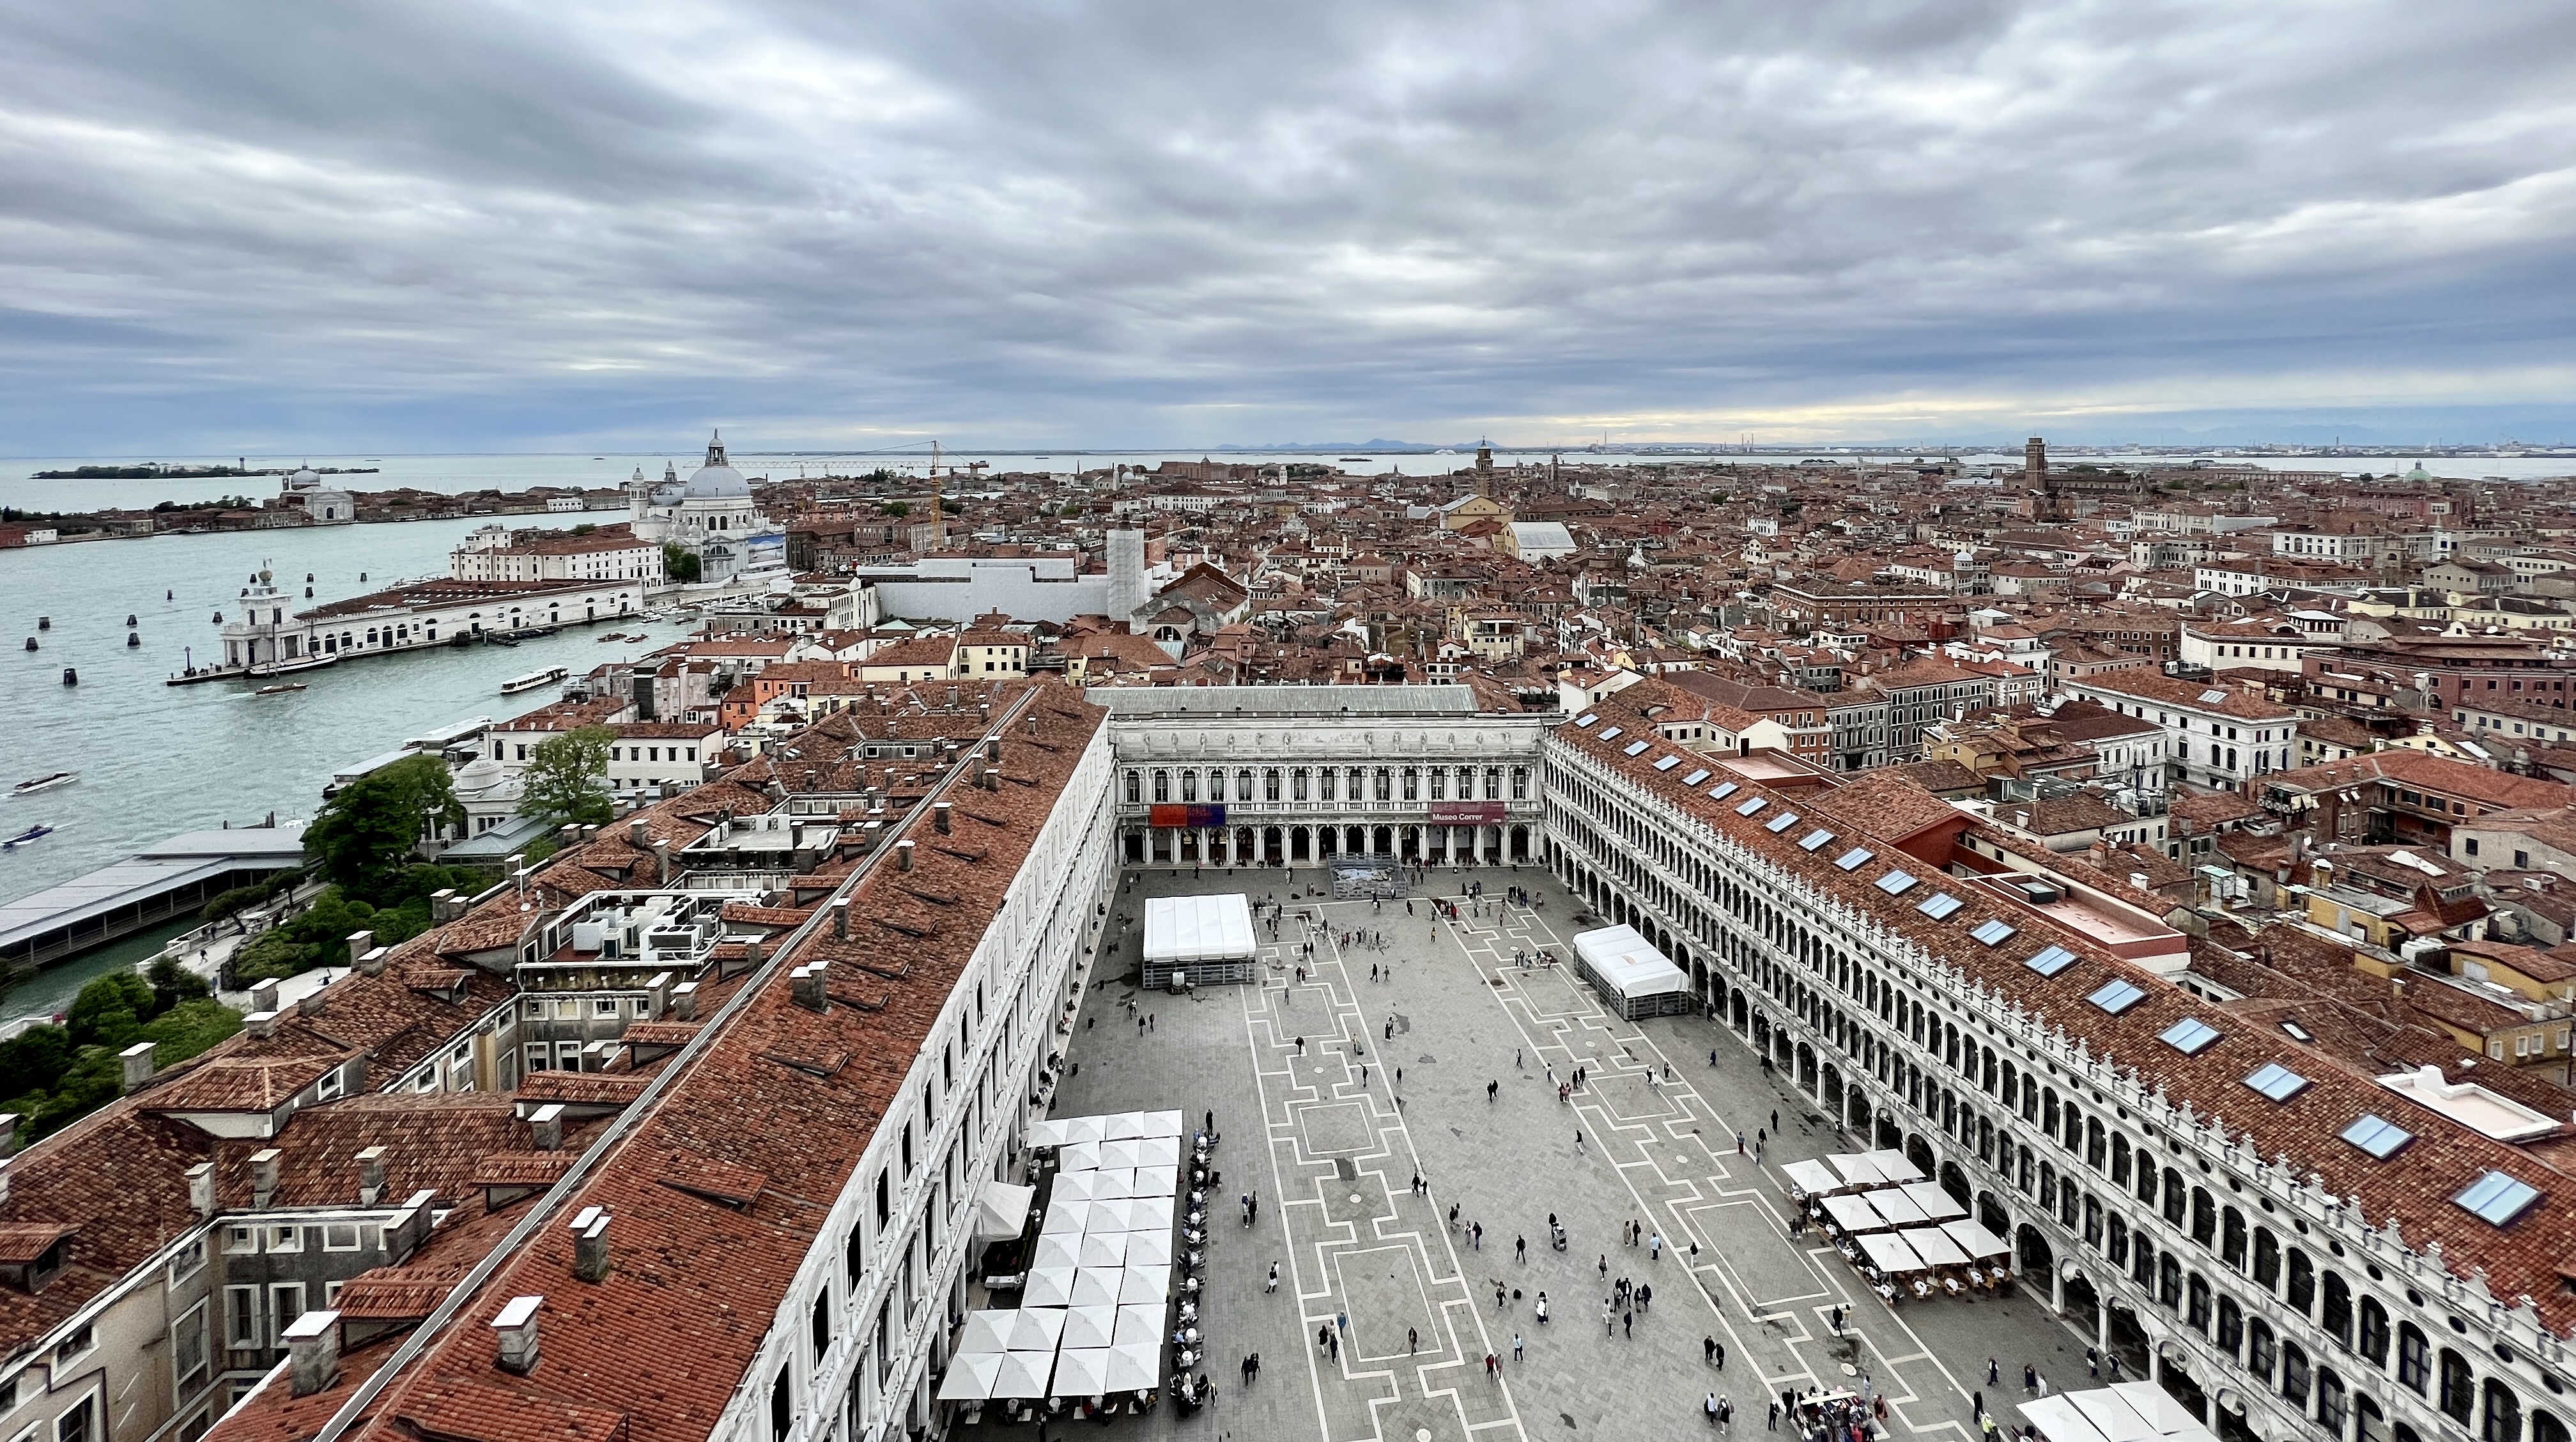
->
[3,825,54,850]
[11,773,76,798]
[254,683,307,696]
[499,665,570,695]
[245,653,339,679]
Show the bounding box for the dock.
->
[0,825,309,973]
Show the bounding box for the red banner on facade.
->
[1148,804,1228,828]
[1428,802,1506,824]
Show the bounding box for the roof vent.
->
[284,1308,341,1396]
[492,1294,543,1374]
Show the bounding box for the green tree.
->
[302,754,462,903]
[146,956,211,1013]
[881,500,911,518]
[66,972,155,1049]
[661,541,700,582]
[520,725,617,828]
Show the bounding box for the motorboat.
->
[245,653,339,679]
[499,665,569,695]
[254,683,307,696]
[3,825,53,849]
[11,773,75,798]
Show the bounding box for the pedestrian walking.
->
[1600,1254,1609,1280]
[1408,1326,1418,1355]
[1329,1330,1339,1361]
[1267,1262,1279,1292]
[1988,1358,2001,1386]
[1513,1331,1525,1361]
[1706,1336,1718,1365]
[1488,1079,1500,1103]
[1972,1392,1984,1420]
[1603,1303,1614,1335]
[1472,1221,1483,1250]
[1639,1282,1651,1312]
[1516,1235,1527,1263]
[1830,1305,1843,1337]
[1651,1232,1663,1260]
[1768,1402,1780,1432]
[1709,1394,1722,1427]
[1623,1310,1633,1338]
[2023,1364,2037,1396]
[1485,1352,1498,1378]
[1516,1047,1523,1069]
[1575,1129,1584,1152]
[1449,1202,1460,1231]
[1736,1132,1745,1156]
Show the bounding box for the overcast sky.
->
[3,0,2572,454]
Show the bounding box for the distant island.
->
[29,463,382,480]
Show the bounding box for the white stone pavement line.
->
[1311,918,1528,1442]
[1453,908,1980,1438]
[1243,954,1527,1442]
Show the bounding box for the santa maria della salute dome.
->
[629,430,780,580]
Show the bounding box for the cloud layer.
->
[3,0,2573,452]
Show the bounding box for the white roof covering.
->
[939,1352,1006,1400]
[1079,1232,1130,1269]
[1823,1195,1890,1233]
[1026,1119,1072,1149]
[1900,1227,1971,1268]
[975,1180,1035,1241]
[1941,1218,2010,1258]
[992,1353,1054,1399]
[1070,1269,1123,1308]
[1134,1163,1179,1196]
[1571,924,1687,999]
[1106,1341,1161,1392]
[953,1311,1015,1357]
[1052,1348,1110,1399]
[2020,1384,2221,1442]
[1123,1230,1174,1266]
[1900,1181,1967,1220]
[1863,1149,1925,1183]
[1061,1305,1118,1351]
[1024,1268,1077,1307]
[1143,894,1258,964]
[1867,1190,1930,1227]
[1826,1154,1886,1186]
[1114,1303,1166,1347]
[1857,1232,1925,1273]
[1005,1308,1066,1352]
[1033,1234,1082,1271]
[1782,1159,1843,1196]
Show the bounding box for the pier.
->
[0,825,308,975]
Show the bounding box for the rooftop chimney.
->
[672,981,699,1021]
[356,1145,389,1206]
[571,1207,612,1283]
[792,965,829,1013]
[118,1041,157,1094]
[897,839,915,871]
[0,1158,11,1209]
[429,888,458,922]
[629,818,649,849]
[283,1308,341,1396]
[934,803,952,835]
[0,1113,19,1159]
[357,946,389,977]
[653,839,672,887]
[244,1009,281,1041]
[346,929,374,965]
[251,980,281,1015]
[529,1103,566,1152]
[251,1147,283,1209]
[831,898,849,940]
[980,766,999,791]
[492,1294,543,1374]
[507,854,527,892]
[185,1161,214,1219]
[298,988,327,1018]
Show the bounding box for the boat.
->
[1340,456,1373,462]
[12,773,76,798]
[499,665,569,695]
[486,636,520,648]
[3,825,53,850]
[245,653,339,679]
[254,683,306,696]
[598,630,626,642]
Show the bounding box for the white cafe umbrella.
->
[1040,1197,1086,1236]
[1079,1232,1130,1269]
[952,1311,1012,1357]
[1053,1172,1100,1202]
[1062,1304,1119,1351]
[1105,1111,1150,1140]
[1123,1230,1173,1267]
[1023,1268,1077,1308]
[1138,1135,1182,1168]
[1060,1115,1107,1145]
[1058,1141,1103,1172]
[1024,1119,1071,1149]
[1053,1349,1112,1399]
[1114,1303,1166,1347]
[1099,1138,1145,1171]
[1005,1307,1065,1353]
[938,1352,1005,1401]
[1106,1341,1161,1392]
[991,1352,1053,1399]
[1090,1168,1135,1200]
[1144,1108,1185,1137]
[1133,1165,1180,1199]
[1119,1264,1171,1305]
[1032,1234,1082,1271]
[1072,1268,1125,1308]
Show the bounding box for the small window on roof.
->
[2198,688,2230,704]
[1833,847,1874,871]
[1597,726,1622,741]
[1876,870,1920,896]
[1681,769,1710,786]
[2340,1113,2412,1160]
[1708,782,1738,801]
[1575,713,1598,727]
[2281,1020,2316,1044]
[1917,892,1964,920]
[1624,740,1651,756]
[1653,754,1681,770]
[2088,979,2145,1014]
[2244,1062,2310,1101]
[1798,829,1835,852]
[1765,812,1800,833]
[2453,1170,2542,1226]
[2025,945,2078,977]
[2159,1018,2223,1055]
[1736,796,1767,817]
[1970,917,2016,945]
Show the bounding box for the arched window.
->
[1429,767,1447,800]
[1511,766,1529,800]
[2136,1157,2157,1206]
[2249,1320,2278,1383]
[2221,1207,2247,1268]
[2161,1168,2187,1225]
[2441,1349,2475,1425]
[1153,770,1170,803]
[1374,768,1392,801]
[1320,768,1337,801]
[2187,1273,2211,1332]
[2360,1298,2390,1367]
[1264,768,1281,801]
[2320,1368,2350,1437]
[2322,1273,2353,1347]
[1181,770,1199,802]
[2288,1250,2317,1315]
[2283,1342,2312,1406]
[2399,1324,2430,1393]
[2216,1295,2244,1354]
[2486,1381,2524,1442]
[2110,1135,2131,1185]
[1292,768,1309,801]
[2254,1229,2282,1289]
[2158,1253,2182,1308]
[2131,1233,2155,1287]
[1124,771,1141,805]
[2085,1117,2106,1170]
[2190,1188,2216,1247]
[2529,1410,2568,1442]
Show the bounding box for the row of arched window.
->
[1122,765,1525,805]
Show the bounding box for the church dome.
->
[683,431,750,499]
[454,756,506,792]
[289,467,321,490]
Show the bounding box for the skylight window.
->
[2198,688,2231,705]
[1969,917,2016,945]
[2159,1018,2223,1055]
[2340,1113,2412,1160]
[1653,754,1681,771]
[2025,945,2078,977]
[1681,769,1711,786]
[2087,979,2145,1014]
[1833,848,1874,872]
[1598,726,1623,741]
[1708,782,1738,801]
[2244,1063,2310,1102]
[1917,892,1964,920]
[1736,796,1768,817]
[1624,740,1651,756]
[2453,1171,2542,1227]
[1798,829,1835,852]
[1765,812,1800,833]
[2281,1021,2316,1044]
[1875,870,1920,897]
[1575,713,1598,728]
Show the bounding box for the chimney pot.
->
[571,1209,612,1283]
[491,1294,543,1374]
[831,898,850,939]
[283,1308,341,1397]
[934,803,952,835]
[118,1041,157,1094]
[357,946,389,977]
[298,988,327,1018]
[897,840,915,871]
[628,818,649,848]
[529,1103,566,1152]
[245,1009,281,1040]
[185,1161,213,1218]
[346,930,375,965]
[672,981,699,1021]
[356,1145,389,1206]
[251,1147,283,1209]
[251,980,281,1015]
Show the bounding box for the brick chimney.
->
[244,1009,281,1040]
[792,965,829,1014]
[672,981,699,1021]
[492,1295,543,1374]
[831,898,849,940]
[283,1308,340,1396]
[897,840,914,872]
[934,803,952,835]
[357,946,389,977]
[628,818,649,849]
[251,980,281,1015]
